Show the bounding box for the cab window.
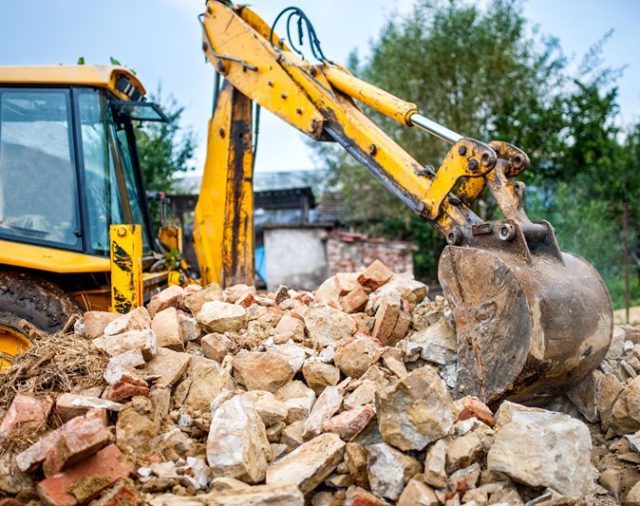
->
[0,89,80,248]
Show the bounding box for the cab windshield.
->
[76,88,152,254]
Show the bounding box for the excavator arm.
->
[194,0,613,405]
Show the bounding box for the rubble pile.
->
[0,259,638,505]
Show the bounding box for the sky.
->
[0,0,638,176]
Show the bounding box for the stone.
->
[372,276,428,309]
[567,369,602,423]
[181,356,234,412]
[201,332,235,362]
[115,401,157,461]
[376,366,455,451]
[274,314,305,343]
[233,351,294,393]
[345,442,370,488]
[42,417,113,477]
[145,347,191,388]
[303,386,344,439]
[335,335,381,378]
[341,287,369,314]
[446,430,487,472]
[148,483,303,506]
[147,285,185,317]
[178,311,200,341]
[410,318,457,365]
[344,486,390,506]
[336,273,360,295]
[0,394,53,440]
[184,283,224,315]
[281,421,305,451]
[83,311,119,340]
[239,391,288,426]
[367,442,421,501]
[93,329,157,361]
[266,433,346,494]
[397,478,439,506]
[151,307,184,351]
[303,360,341,394]
[37,445,133,506]
[103,307,151,336]
[487,408,596,497]
[628,481,640,505]
[266,342,305,374]
[55,394,122,422]
[381,348,408,378]
[344,380,378,410]
[448,463,481,493]
[610,375,640,435]
[323,404,376,441]
[197,301,247,333]
[91,480,142,506]
[276,381,316,423]
[207,396,270,484]
[599,372,624,430]
[102,362,149,403]
[423,438,448,488]
[357,260,393,291]
[107,349,146,369]
[316,277,341,306]
[304,304,356,348]
[455,396,495,427]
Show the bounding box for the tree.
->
[314,0,568,280]
[134,91,196,193]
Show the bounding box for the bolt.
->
[458,145,467,156]
[468,159,479,172]
[499,223,516,241]
[206,5,212,14]
[280,93,287,100]
[296,108,303,115]
[310,67,318,77]
[219,128,225,138]
[117,227,127,238]
[368,144,378,156]
[480,151,492,167]
[513,154,524,169]
[267,80,274,87]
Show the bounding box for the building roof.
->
[0,65,145,100]
[174,170,330,195]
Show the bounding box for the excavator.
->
[0,1,612,404]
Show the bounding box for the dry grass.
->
[0,331,108,411]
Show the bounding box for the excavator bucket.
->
[438,219,613,406]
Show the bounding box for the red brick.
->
[104,381,149,403]
[456,396,495,427]
[335,273,360,296]
[344,486,390,506]
[56,394,122,422]
[323,404,376,440]
[356,260,394,292]
[37,445,134,506]
[236,291,256,308]
[371,301,400,344]
[341,286,369,314]
[43,417,113,477]
[16,410,106,473]
[0,394,53,441]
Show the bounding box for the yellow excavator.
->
[0,1,612,404]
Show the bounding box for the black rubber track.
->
[0,271,80,334]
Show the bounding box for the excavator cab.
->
[0,66,168,365]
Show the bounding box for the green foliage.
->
[134,90,196,193]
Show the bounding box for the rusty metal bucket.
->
[438,219,613,406]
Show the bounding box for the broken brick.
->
[341,286,369,314]
[56,394,122,422]
[0,394,53,441]
[357,260,393,292]
[37,444,134,506]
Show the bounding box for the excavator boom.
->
[195,1,613,404]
